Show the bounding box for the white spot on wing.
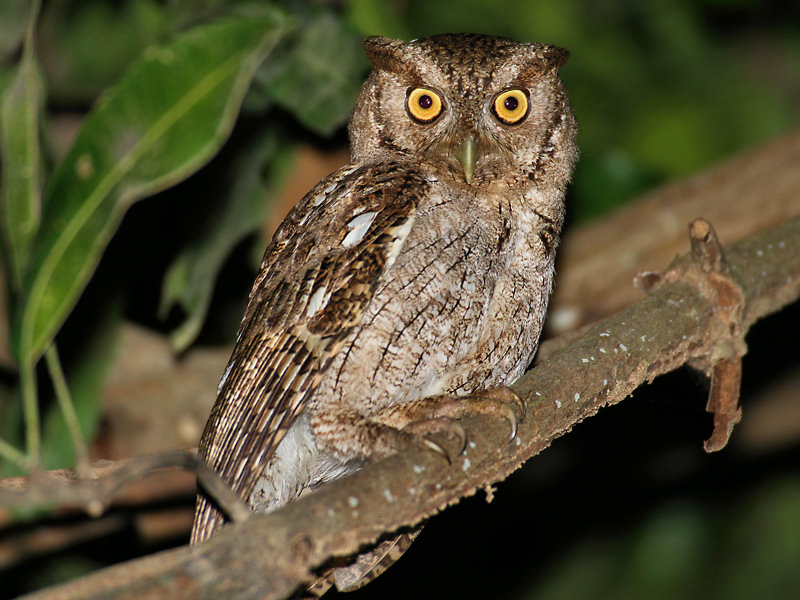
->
[306,285,328,317]
[342,211,378,247]
[217,360,234,393]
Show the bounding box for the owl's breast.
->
[312,182,549,414]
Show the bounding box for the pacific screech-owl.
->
[192,33,578,593]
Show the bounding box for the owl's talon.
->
[512,392,526,422]
[402,418,467,463]
[473,386,525,441]
[504,405,519,441]
[420,437,452,464]
[481,386,526,421]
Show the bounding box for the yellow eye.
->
[493,89,529,125]
[407,87,443,123]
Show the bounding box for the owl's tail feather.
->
[334,528,422,592]
[301,528,422,597]
[191,492,226,545]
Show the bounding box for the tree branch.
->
[19,214,800,600]
[0,450,249,524]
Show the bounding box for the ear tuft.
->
[362,36,407,70]
[541,45,570,71]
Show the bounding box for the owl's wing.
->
[191,163,428,543]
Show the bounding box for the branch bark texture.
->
[20,214,800,600]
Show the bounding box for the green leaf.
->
[261,10,367,136]
[0,2,43,294]
[160,130,293,351]
[13,11,289,364]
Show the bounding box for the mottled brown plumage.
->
[192,33,578,592]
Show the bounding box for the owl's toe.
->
[470,386,525,439]
[402,417,467,463]
[424,386,525,442]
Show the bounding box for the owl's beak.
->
[455,137,476,184]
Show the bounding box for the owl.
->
[191,33,578,594]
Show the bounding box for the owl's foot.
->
[374,385,525,452]
[362,417,467,464]
[400,417,467,462]
[382,386,524,441]
[311,387,524,465]
[459,386,526,440]
[310,410,467,464]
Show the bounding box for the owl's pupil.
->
[418,95,433,109]
[504,96,519,111]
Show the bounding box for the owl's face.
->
[349,34,577,191]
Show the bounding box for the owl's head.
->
[349,34,578,191]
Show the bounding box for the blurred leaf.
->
[160,130,294,351]
[0,3,43,294]
[261,10,367,135]
[569,151,658,222]
[13,12,289,364]
[38,0,172,103]
[346,0,412,39]
[524,481,800,600]
[721,479,800,600]
[0,0,30,61]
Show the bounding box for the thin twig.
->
[44,344,90,476]
[0,449,250,525]
[0,437,27,470]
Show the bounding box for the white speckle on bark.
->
[348,496,359,508]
